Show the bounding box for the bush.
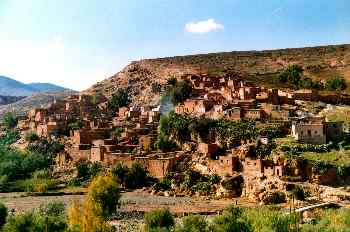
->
[3,202,66,232]
[107,89,130,111]
[75,160,102,182]
[278,65,303,88]
[87,175,121,218]
[209,205,251,232]
[0,203,7,229]
[2,112,17,129]
[154,134,178,152]
[175,214,207,232]
[125,162,147,189]
[325,77,347,91]
[144,208,175,232]
[111,163,129,185]
[24,132,39,143]
[292,186,305,201]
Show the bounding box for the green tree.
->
[111,163,129,185]
[278,65,303,88]
[154,134,178,152]
[125,162,147,189]
[2,112,17,129]
[87,175,121,218]
[108,89,130,111]
[144,208,175,232]
[325,77,347,91]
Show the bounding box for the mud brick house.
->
[72,128,111,145]
[244,109,262,120]
[198,143,219,156]
[135,154,178,178]
[175,99,214,115]
[291,116,343,144]
[291,116,326,144]
[242,158,284,178]
[208,154,239,176]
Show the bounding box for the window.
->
[315,130,317,134]
[307,130,311,136]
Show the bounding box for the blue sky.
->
[0,0,349,90]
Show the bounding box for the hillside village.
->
[9,63,350,206]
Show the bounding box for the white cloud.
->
[185,18,224,34]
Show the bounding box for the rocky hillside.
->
[86,44,350,105]
[0,91,76,118]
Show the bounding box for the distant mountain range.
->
[0,76,71,96]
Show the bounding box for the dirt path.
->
[0,191,258,214]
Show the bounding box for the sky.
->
[0,0,349,91]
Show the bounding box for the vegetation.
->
[278,64,347,91]
[3,201,66,232]
[87,175,121,218]
[325,77,347,91]
[144,208,175,232]
[154,133,178,152]
[107,88,130,111]
[160,111,271,148]
[111,162,148,189]
[175,214,208,232]
[0,203,7,229]
[163,80,192,105]
[2,112,17,130]
[74,160,102,184]
[68,175,120,232]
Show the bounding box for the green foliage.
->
[325,77,347,91]
[278,65,303,88]
[24,131,39,143]
[111,163,129,185]
[164,80,192,105]
[175,215,207,232]
[144,208,175,232]
[125,162,147,189]
[0,129,20,146]
[75,160,102,182]
[209,205,251,232]
[0,146,53,182]
[255,142,276,158]
[160,112,260,147]
[167,77,177,86]
[87,175,121,218]
[27,138,64,162]
[3,201,66,232]
[0,202,8,229]
[313,160,331,175]
[154,134,178,152]
[112,162,148,189]
[244,206,298,232]
[107,89,130,111]
[2,112,17,129]
[292,186,305,201]
[154,178,171,191]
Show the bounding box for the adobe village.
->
[1,44,350,230]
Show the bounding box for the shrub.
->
[292,186,305,201]
[2,112,17,129]
[144,208,175,232]
[111,163,129,185]
[0,203,8,229]
[209,205,251,232]
[107,89,130,111]
[87,175,121,218]
[278,65,303,88]
[24,132,39,143]
[325,77,347,91]
[175,214,207,232]
[3,201,66,232]
[154,178,171,192]
[154,134,178,152]
[125,162,147,189]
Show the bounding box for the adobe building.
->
[291,116,343,144]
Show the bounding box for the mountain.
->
[85,44,350,105]
[0,91,76,118]
[27,83,69,93]
[0,96,26,106]
[0,76,70,96]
